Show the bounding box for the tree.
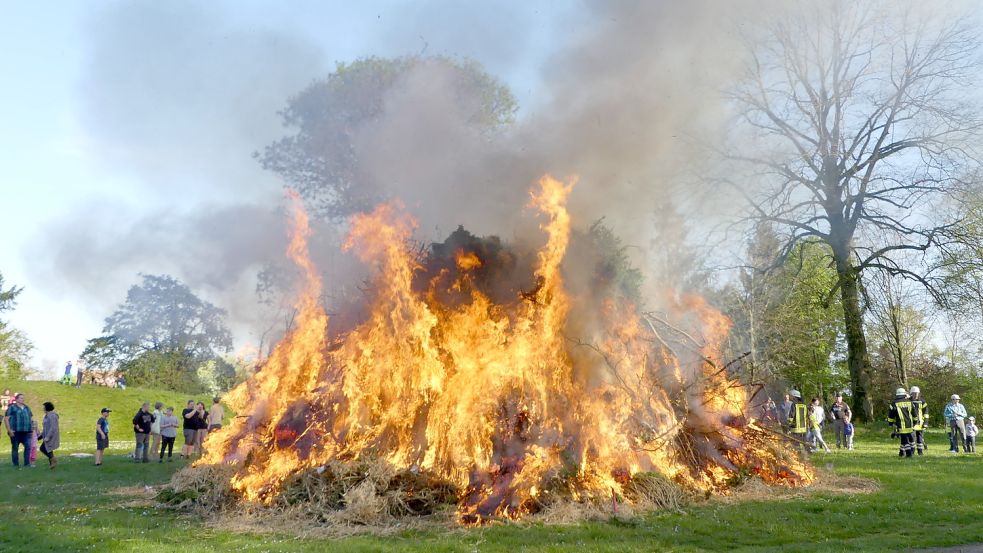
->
[0,272,34,379]
[83,274,233,388]
[722,231,846,400]
[726,4,981,420]
[258,55,517,220]
[865,272,934,390]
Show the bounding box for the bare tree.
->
[865,271,934,389]
[724,3,982,419]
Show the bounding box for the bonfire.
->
[163,175,813,527]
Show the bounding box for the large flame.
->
[201,176,813,522]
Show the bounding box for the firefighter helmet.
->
[895,387,907,396]
[910,386,920,394]
[790,389,802,399]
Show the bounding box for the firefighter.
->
[910,386,929,455]
[787,389,809,450]
[888,387,916,458]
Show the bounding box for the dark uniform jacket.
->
[888,398,915,434]
[132,410,155,434]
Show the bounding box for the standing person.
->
[131,402,155,463]
[194,401,208,456]
[95,408,111,466]
[180,400,196,458]
[150,402,164,462]
[780,393,794,433]
[910,386,929,455]
[843,409,855,450]
[965,416,978,453]
[787,390,808,450]
[62,361,73,385]
[888,388,916,458]
[0,389,11,410]
[830,393,852,449]
[809,398,831,453]
[207,397,224,433]
[943,394,968,453]
[74,363,84,388]
[159,407,179,463]
[3,392,33,467]
[27,420,39,467]
[39,402,60,469]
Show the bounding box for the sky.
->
[0,0,572,376]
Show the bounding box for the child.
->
[28,420,39,467]
[95,407,111,466]
[967,416,978,453]
[843,412,855,451]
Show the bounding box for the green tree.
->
[723,231,847,401]
[83,274,232,389]
[0,272,34,379]
[258,55,517,220]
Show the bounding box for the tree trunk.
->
[835,254,873,422]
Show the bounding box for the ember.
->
[193,175,814,524]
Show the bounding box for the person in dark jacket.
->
[132,402,155,463]
[910,386,929,455]
[888,388,916,458]
[829,393,852,449]
[787,390,808,450]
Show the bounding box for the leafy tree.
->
[725,4,981,419]
[723,230,847,401]
[83,274,232,389]
[258,55,517,220]
[0,272,34,379]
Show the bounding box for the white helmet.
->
[895,388,907,397]
[790,389,802,399]
[909,386,920,395]
[952,394,961,401]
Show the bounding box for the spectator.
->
[809,397,831,453]
[39,401,60,469]
[180,400,196,458]
[61,361,73,385]
[131,402,155,463]
[780,393,794,433]
[95,408,111,466]
[830,393,851,449]
[843,409,855,450]
[74,363,84,388]
[150,402,164,462]
[28,420,39,467]
[966,416,978,453]
[0,389,11,410]
[3,392,33,467]
[208,397,224,432]
[944,394,968,453]
[159,407,179,463]
[194,401,208,456]
[115,375,127,390]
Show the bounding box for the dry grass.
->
[153,458,871,537]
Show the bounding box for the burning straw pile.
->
[159,176,814,530]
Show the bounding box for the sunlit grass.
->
[1,380,981,552]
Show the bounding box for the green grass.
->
[1,379,981,552]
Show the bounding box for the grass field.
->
[1,379,981,552]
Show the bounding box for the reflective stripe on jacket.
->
[889,399,915,433]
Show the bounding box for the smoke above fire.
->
[25,0,767,345]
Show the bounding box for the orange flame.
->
[200,175,813,520]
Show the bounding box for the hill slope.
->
[0,378,223,452]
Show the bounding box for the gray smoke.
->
[30,0,775,349]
